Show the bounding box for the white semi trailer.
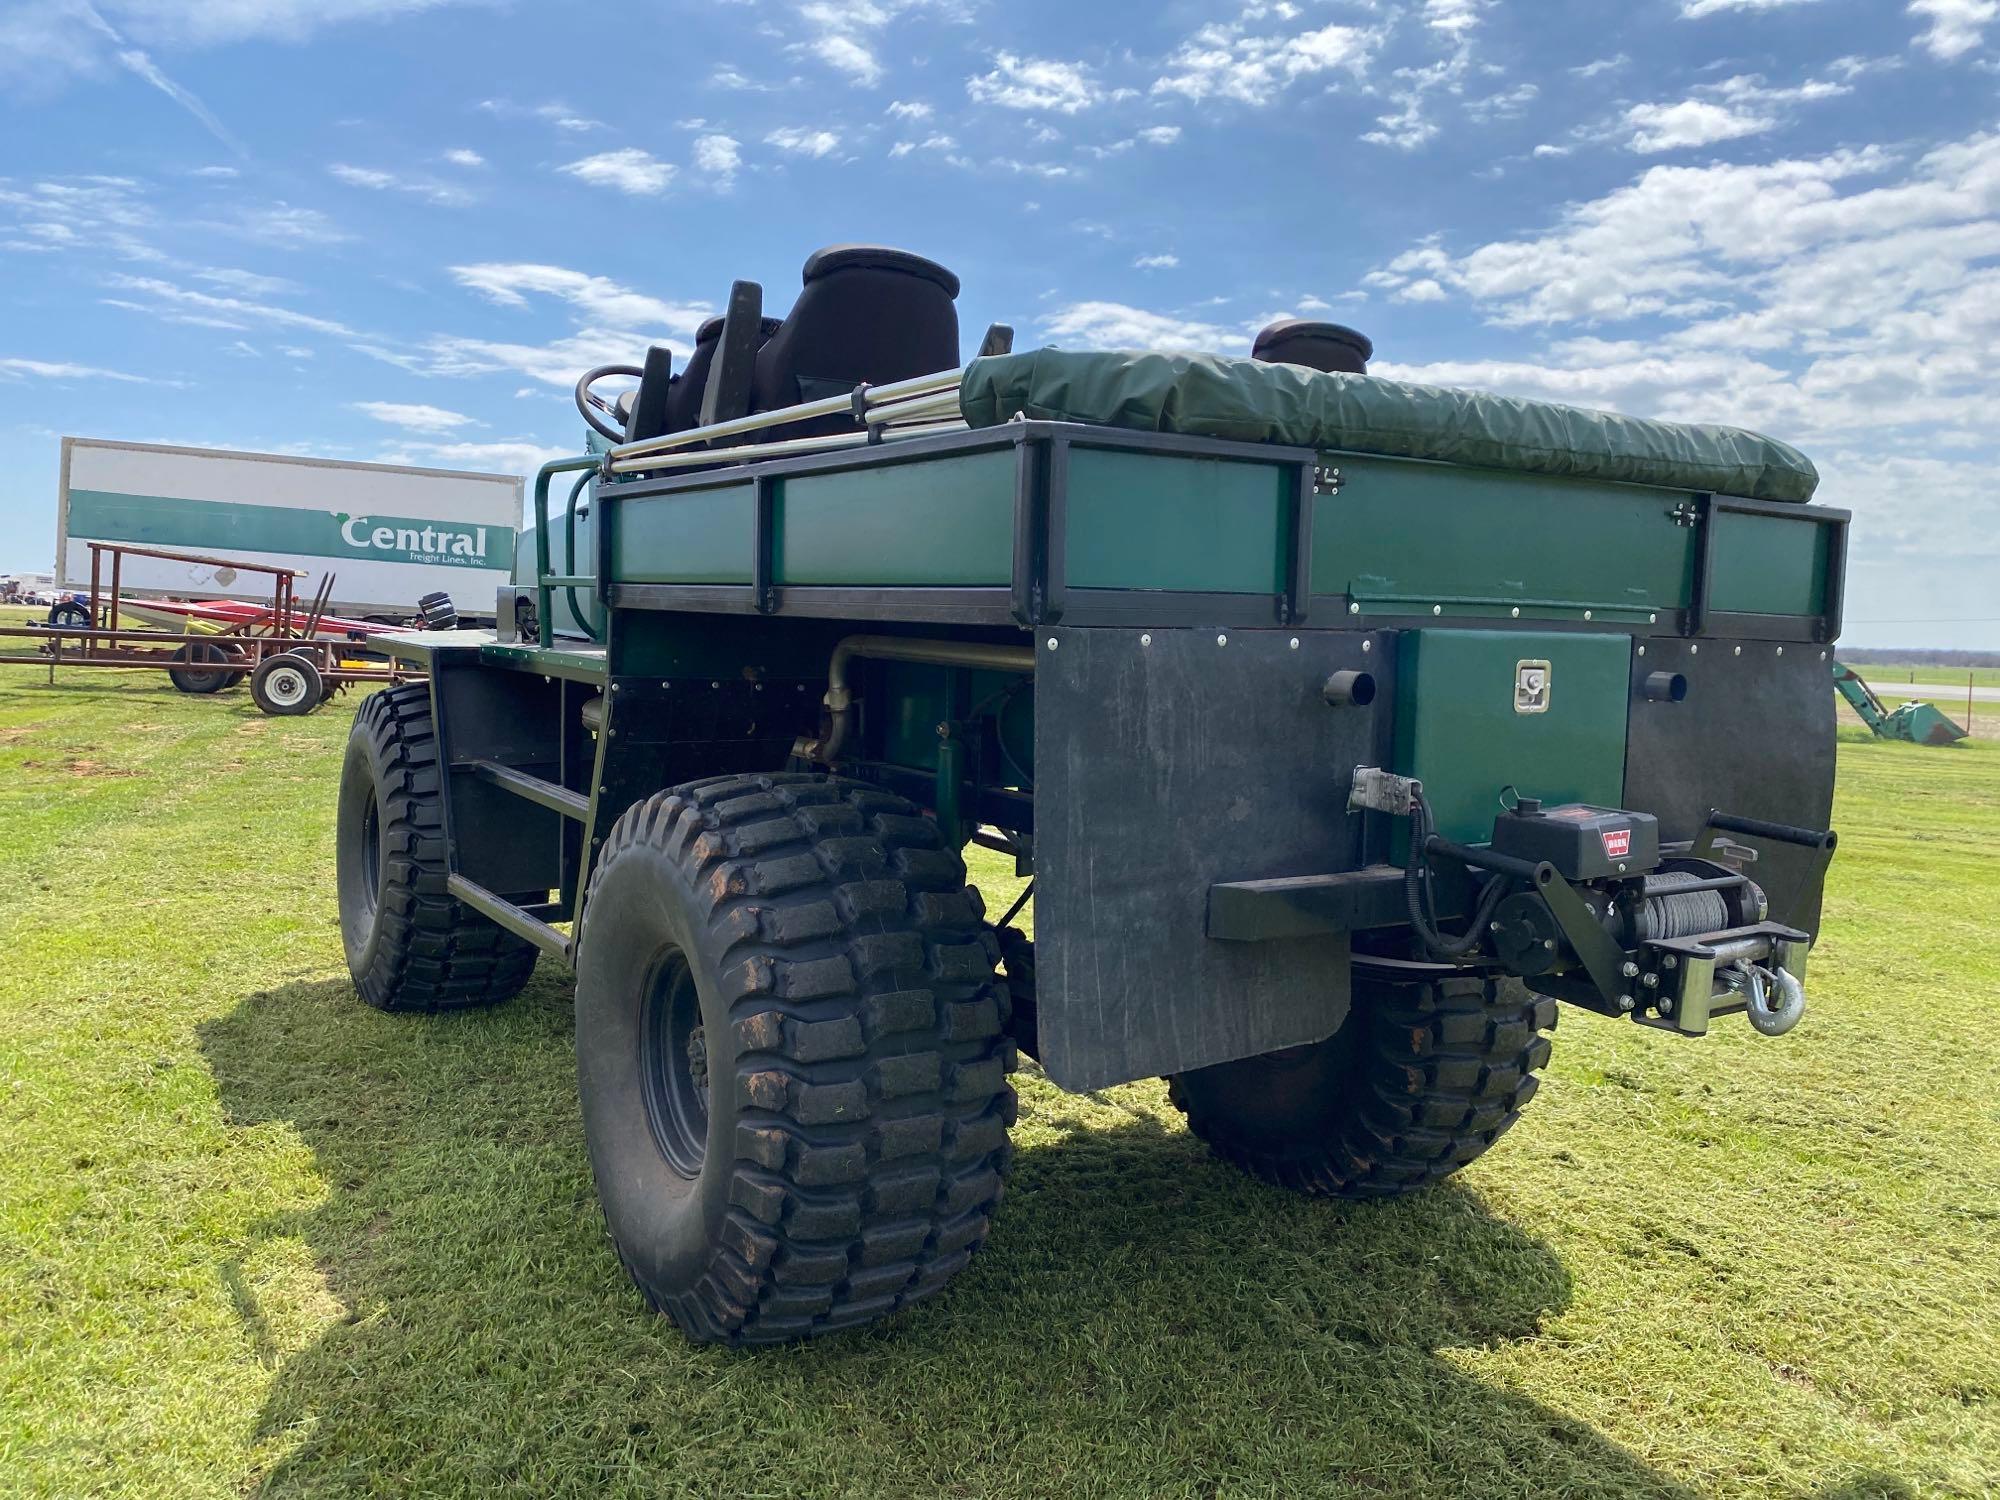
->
[57,438,521,621]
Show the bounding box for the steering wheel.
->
[574,363,644,443]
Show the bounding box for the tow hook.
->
[1732,959,1806,1037]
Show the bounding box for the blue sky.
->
[2,0,1997,648]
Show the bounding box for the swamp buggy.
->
[333,245,1844,1343]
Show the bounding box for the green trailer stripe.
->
[66,490,514,572]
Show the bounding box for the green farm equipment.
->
[1832,660,1967,744]
[332,245,1846,1344]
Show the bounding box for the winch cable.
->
[1404,789,1509,959]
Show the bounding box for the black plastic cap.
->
[1252,318,1374,373]
[802,244,961,298]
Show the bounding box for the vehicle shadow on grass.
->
[202,975,1699,1500]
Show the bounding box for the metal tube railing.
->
[532,454,606,648]
[605,366,965,472]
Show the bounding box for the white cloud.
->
[1133,253,1180,269]
[193,266,298,297]
[1681,0,1821,14]
[693,133,742,185]
[229,203,346,247]
[1625,98,1775,152]
[811,34,881,85]
[889,133,960,158]
[560,148,675,195]
[478,98,603,131]
[1908,0,1997,59]
[1571,54,1628,77]
[1040,300,1234,351]
[765,126,842,157]
[1356,129,2000,515]
[968,53,1101,113]
[449,264,708,332]
[887,99,932,119]
[104,273,353,334]
[329,163,472,206]
[1534,143,1572,158]
[443,148,485,167]
[353,401,479,432]
[1153,21,1377,104]
[0,355,155,383]
[379,439,572,476]
[1136,125,1181,145]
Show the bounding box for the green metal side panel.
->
[1320,458,1695,622]
[1064,450,1287,593]
[1395,629,1631,844]
[775,452,1015,587]
[1707,510,1829,617]
[610,487,756,584]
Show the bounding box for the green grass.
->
[1847,663,2000,689]
[1,670,1996,1499]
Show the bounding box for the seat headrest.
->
[693,313,784,345]
[802,244,960,298]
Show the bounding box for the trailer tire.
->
[1168,972,1555,1198]
[336,683,539,1012]
[250,652,322,716]
[167,642,233,695]
[574,773,1016,1345]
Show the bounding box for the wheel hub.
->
[639,951,709,1179]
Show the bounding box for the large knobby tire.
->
[335,684,539,1012]
[574,773,1017,1345]
[1169,972,1556,1197]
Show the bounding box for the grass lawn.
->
[1845,664,2000,689]
[1,666,1996,1498]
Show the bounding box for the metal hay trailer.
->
[322,245,1846,1346]
[0,541,423,713]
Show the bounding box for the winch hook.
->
[1733,960,1806,1037]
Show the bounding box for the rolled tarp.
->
[960,348,1819,504]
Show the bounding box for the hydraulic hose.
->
[1404,790,1509,959]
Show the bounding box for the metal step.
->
[467,759,589,820]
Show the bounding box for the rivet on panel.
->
[1140,633,1152,647]
[1349,602,1361,615]
[1637,645,1647,657]
[1216,633,1228,647]
[1733,645,1742,656]
[1046,637,1059,651]
[1510,607,1520,618]
[1776,646,1785,656]
[1288,637,1299,650]
[1689,643,1700,655]
[1362,640,1373,653]
[1432,604,1443,616]
[1584,610,1594,621]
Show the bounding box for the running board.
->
[447,873,571,960]
[468,759,589,820]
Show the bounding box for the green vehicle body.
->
[379,411,1846,1090]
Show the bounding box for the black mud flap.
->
[1031,625,1386,1091]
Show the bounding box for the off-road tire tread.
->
[584,772,1017,1345]
[1169,972,1555,1198]
[348,683,538,1013]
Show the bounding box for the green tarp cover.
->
[960,349,1819,504]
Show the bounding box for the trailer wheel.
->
[167,642,233,695]
[250,652,322,716]
[1168,972,1555,1197]
[574,773,1016,1345]
[47,600,90,629]
[335,683,539,1012]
